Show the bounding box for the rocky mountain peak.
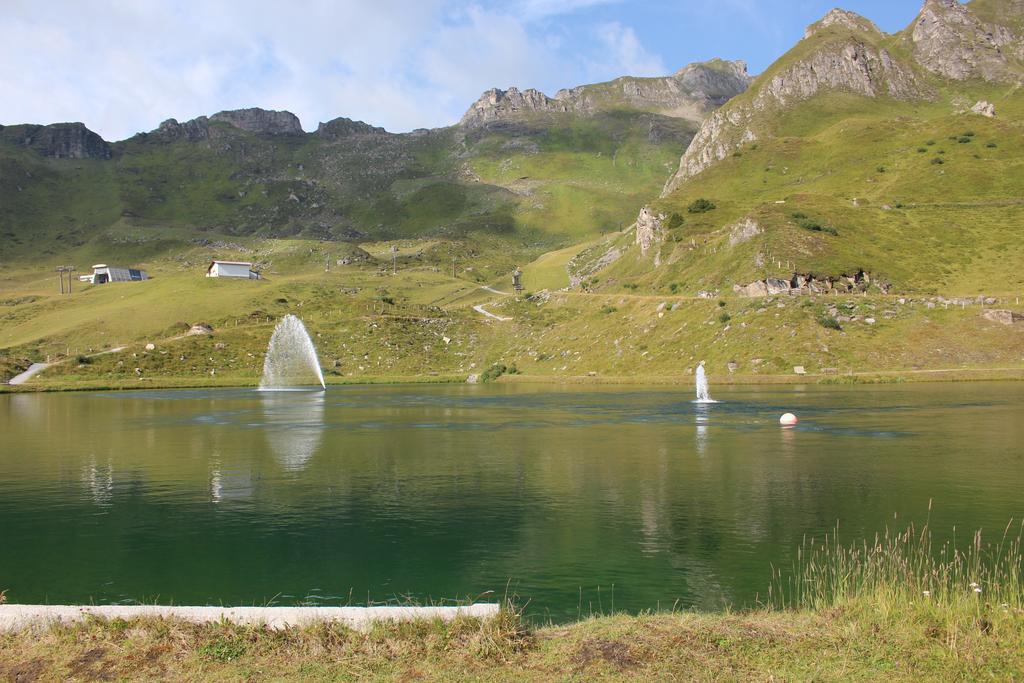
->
[460,61,751,129]
[315,117,387,139]
[209,108,304,135]
[459,88,569,127]
[805,8,883,39]
[907,0,1023,81]
[0,122,111,159]
[663,36,930,193]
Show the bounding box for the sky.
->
[0,0,929,141]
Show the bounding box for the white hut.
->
[206,260,260,280]
[87,264,150,284]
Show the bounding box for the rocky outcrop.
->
[634,206,664,258]
[209,108,303,135]
[3,122,112,159]
[460,88,571,127]
[460,60,751,128]
[149,108,304,142]
[982,309,1023,325]
[315,117,387,139]
[728,217,762,247]
[907,0,1023,83]
[663,24,930,193]
[971,100,997,117]
[734,270,885,297]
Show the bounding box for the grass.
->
[2,522,1021,680]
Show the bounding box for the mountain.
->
[576,0,1024,298]
[0,60,748,268]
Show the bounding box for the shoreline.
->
[4,366,1024,394]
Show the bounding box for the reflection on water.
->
[260,390,325,471]
[1,383,1022,620]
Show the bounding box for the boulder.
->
[971,100,997,117]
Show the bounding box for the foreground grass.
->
[2,604,1021,681]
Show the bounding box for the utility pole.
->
[452,256,457,278]
[55,265,75,294]
[391,245,398,274]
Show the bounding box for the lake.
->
[1,382,1021,621]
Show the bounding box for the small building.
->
[206,260,260,280]
[86,264,149,284]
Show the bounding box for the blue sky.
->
[0,0,929,140]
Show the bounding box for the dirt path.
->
[472,304,512,322]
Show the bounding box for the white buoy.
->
[780,413,799,426]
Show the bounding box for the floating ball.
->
[779,413,799,426]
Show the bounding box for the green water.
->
[1,383,1021,621]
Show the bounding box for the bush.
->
[957,136,972,144]
[623,283,638,291]
[986,142,998,149]
[931,157,945,165]
[687,198,717,214]
[926,139,936,146]
[718,300,727,308]
[481,364,508,383]
[792,212,838,236]
[818,315,842,331]
[380,296,395,305]
[718,312,732,324]
[665,212,685,230]
[669,283,680,294]
[876,166,887,173]
[963,130,975,137]
[917,147,927,153]
[76,355,92,365]
[600,305,617,315]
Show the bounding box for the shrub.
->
[600,305,617,315]
[963,130,975,137]
[669,283,680,294]
[687,198,717,214]
[926,139,936,146]
[380,296,395,305]
[718,300,727,308]
[793,212,838,236]
[917,147,927,153]
[623,283,639,291]
[665,212,685,230]
[76,355,92,365]
[957,136,972,144]
[818,315,842,331]
[986,142,998,149]
[931,157,944,165]
[876,166,887,173]
[481,364,508,382]
[718,312,732,324]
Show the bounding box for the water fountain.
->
[259,314,326,390]
[694,360,716,403]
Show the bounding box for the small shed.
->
[89,264,149,284]
[207,260,260,280]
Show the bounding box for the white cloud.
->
[0,0,669,141]
[592,22,666,78]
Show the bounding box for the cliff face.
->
[664,27,929,194]
[0,122,112,159]
[908,0,1024,82]
[460,60,751,128]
